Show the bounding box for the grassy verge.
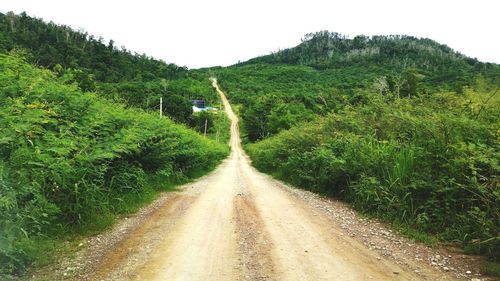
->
[22,162,223,280]
[484,261,500,278]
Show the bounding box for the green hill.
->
[0,11,185,83]
[0,52,228,278]
[214,31,499,141]
[242,31,498,90]
[0,11,223,128]
[213,31,499,261]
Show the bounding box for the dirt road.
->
[47,79,487,281]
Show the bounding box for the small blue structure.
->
[192,99,217,113]
[192,100,205,109]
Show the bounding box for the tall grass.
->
[247,91,499,259]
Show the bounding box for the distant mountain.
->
[238,31,499,92]
[244,31,478,67]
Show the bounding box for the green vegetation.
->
[215,31,499,262]
[246,91,499,257]
[97,72,223,126]
[215,31,498,142]
[244,31,498,92]
[191,110,231,144]
[0,11,232,280]
[1,10,498,278]
[485,261,500,277]
[0,12,221,128]
[0,53,228,279]
[216,64,332,141]
[0,11,186,83]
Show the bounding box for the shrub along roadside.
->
[0,53,229,279]
[246,91,499,260]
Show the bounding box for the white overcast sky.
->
[1,0,499,68]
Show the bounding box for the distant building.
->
[191,99,217,113]
[192,100,205,109]
[192,99,208,112]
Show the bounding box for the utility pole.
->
[160,97,163,118]
[204,119,208,137]
[216,113,219,142]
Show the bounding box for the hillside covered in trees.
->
[0,11,224,128]
[214,31,499,261]
[216,31,498,141]
[243,31,498,92]
[0,12,186,83]
[0,12,230,279]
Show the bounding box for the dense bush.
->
[242,31,499,89]
[0,11,187,83]
[216,64,343,141]
[96,71,221,125]
[215,31,499,142]
[0,53,228,278]
[0,12,225,129]
[247,91,499,258]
